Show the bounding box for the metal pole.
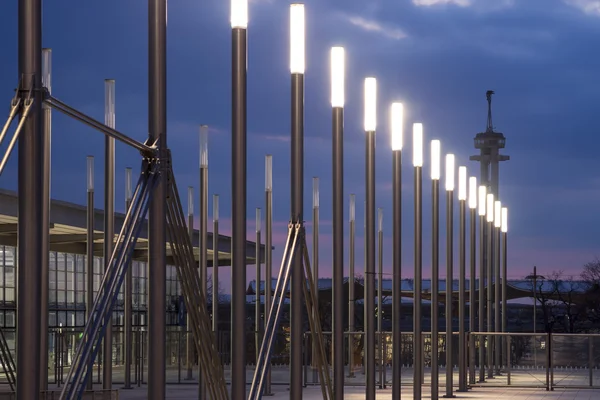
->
[332,103,344,398]
[412,122,424,400]
[17,0,43,397]
[430,139,440,399]
[124,167,133,389]
[103,79,115,390]
[392,148,402,398]
[494,224,501,374]
[86,156,95,391]
[365,128,376,400]
[445,182,455,397]
[40,47,52,391]
[199,124,208,400]
[186,187,194,380]
[231,12,248,399]
[265,155,273,395]
[255,208,262,366]
[502,231,507,369]
[349,194,356,378]
[469,204,476,385]
[458,198,467,391]
[364,75,377,400]
[312,177,320,383]
[148,0,167,397]
[478,213,485,382]
[377,208,384,389]
[212,194,219,336]
[290,6,305,398]
[533,266,537,369]
[414,164,423,400]
[486,221,493,379]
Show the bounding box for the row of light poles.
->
[229,1,511,400]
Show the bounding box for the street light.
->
[458,166,467,392]
[486,193,494,378]
[364,76,377,400]
[331,46,345,399]
[501,207,508,369]
[468,176,477,385]
[413,122,424,400]
[494,200,501,374]
[445,154,455,398]
[478,185,486,382]
[230,0,248,397]
[430,140,441,400]
[349,194,356,378]
[289,5,305,400]
[199,124,209,397]
[264,154,273,394]
[85,156,94,391]
[391,102,403,399]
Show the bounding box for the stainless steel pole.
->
[148,0,167,397]
[445,165,455,397]
[468,178,477,385]
[212,194,219,336]
[413,123,424,400]
[186,187,194,380]
[17,1,43,397]
[494,224,501,374]
[86,156,95,391]
[487,221,493,379]
[290,7,305,398]
[431,174,440,399]
[333,102,344,398]
[40,47,52,391]
[124,167,133,389]
[199,124,208,400]
[349,194,356,378]
[478,212,485,382]
[502,230,507,369]
[231,16,248,400]
[414,164,423,400]
[392,148,402,398]
[103,79,115,390]
[365,128,376,400]
[377,208,384,389]
[458,196,466,392]
[16,0,43,394]
[264,155,273,395]
[255,208,262,366]
[312,177,319,383]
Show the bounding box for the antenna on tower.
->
[486,90,495,133]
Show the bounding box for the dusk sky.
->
[1,0,599,292]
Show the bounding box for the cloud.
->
[413,0,471,6]
[564,0,600,15]
[345,15,408,40]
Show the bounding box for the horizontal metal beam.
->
[44,94,156,155]
[0,222,54,233]
[48,233,102,244]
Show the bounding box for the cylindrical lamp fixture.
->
[391,103,403,151]
[188,186,194,217]
[431,140,441,181]
[501,208,507,233]
[469,177,477,210]
[87,156,94,192]
[330,47,345,108]
[445,154,455,192]
[413,123,423,167]
[200,125,209,168]
[231,0,248,28]
[265,155,272,192]
[313,177,319,209]
[364,78,377,132]
[290,4,305,74]
[125,167,132,202]
[479,186,487,216]
[42,48,52,93]
[458,166,467,201]
[487,194,494,223]
[494,201,502,229]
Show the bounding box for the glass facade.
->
[0,245,183,367]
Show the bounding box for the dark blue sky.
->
[1,0,599,290]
